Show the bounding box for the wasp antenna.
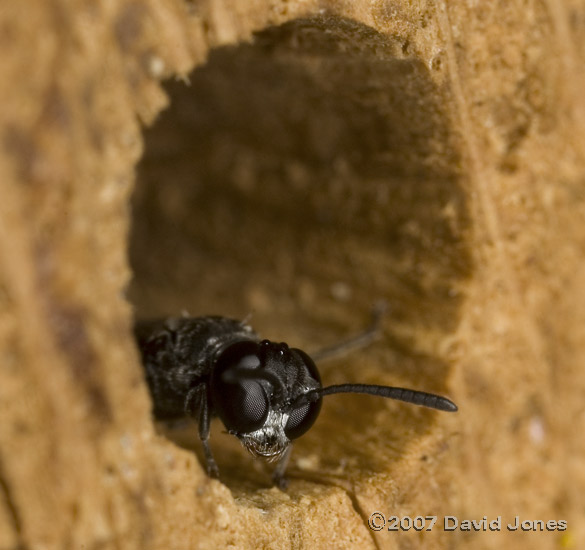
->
[314,384,458,412]
[311,302,387,362]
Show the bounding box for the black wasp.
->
[134,313,457,488]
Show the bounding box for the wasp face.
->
[237,409,291,461]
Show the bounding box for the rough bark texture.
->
[1,1,584,549]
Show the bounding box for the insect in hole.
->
[134,309,457,489]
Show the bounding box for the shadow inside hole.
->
[130,15,472,489]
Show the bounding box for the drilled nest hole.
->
[129,15,471,491]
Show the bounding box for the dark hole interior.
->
[129,15,471,491]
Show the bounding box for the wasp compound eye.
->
[210,340,270,434]
[284,398,322,439]
[283,348,322,439]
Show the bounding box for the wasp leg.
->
[187,384,220,479]
[272,445,293,490]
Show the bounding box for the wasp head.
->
[210,339,322,460]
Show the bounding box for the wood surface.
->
[0,1,584,548]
